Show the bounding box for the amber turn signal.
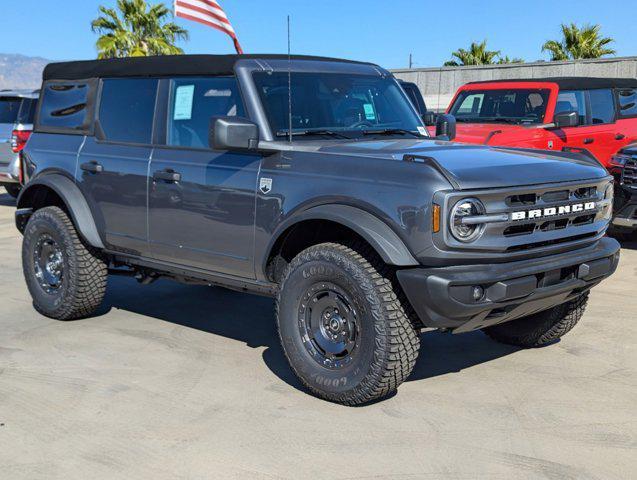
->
[432,204,441,233]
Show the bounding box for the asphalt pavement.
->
[0,191,635,480]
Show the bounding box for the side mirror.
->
[210,116,259,151]
[422,111,437,126]
[553,111,579,129]
[435,114,456,141]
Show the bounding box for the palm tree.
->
[444,40,522,66]
[497,56,524,64]
[444,40,500,66]
[542,23,615,61]
[92,0,188,58]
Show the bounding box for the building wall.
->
[392,56,637,112]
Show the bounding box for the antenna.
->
[287,15,292,144]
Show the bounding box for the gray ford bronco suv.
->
[17,55,620,405]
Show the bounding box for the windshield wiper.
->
[361,128,423,138]
[275,129,351,139]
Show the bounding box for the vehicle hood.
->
[310,138,608,190]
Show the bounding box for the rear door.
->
[77,78,158,256]
[148,76,260,278]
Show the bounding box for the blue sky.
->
[2,0,635,68]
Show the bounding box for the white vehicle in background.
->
[0,89,39,198]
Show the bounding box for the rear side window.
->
[618,88,637,117]
[588,89,615,124]
[0,97,21,123]
[38,82,92,132]
[18,98,38,124]
[167,76,245,148]
[98,79,158,144]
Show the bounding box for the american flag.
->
[174,0,243,54]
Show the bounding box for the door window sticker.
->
[174,85,195,120]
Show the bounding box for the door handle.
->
[153,169,181,183]
[616,133,626,140]
[583,138,594,145]
[80,161,103,173]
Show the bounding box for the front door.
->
[77,78,159,256]
[148,76,259,278]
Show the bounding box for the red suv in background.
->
[444,78,637,168]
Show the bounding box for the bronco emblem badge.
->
[511,202,596,221]
[259,177,273,194]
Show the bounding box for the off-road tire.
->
[4,184,20,198]
[22,206,107,320]
[276,242,420,406]
[482,293,589,348]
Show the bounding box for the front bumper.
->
[397,237,620,333]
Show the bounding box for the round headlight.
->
[450,198,486,242]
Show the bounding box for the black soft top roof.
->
[467,77,637,90]
[43,54,373,81]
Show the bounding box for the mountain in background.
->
[0,53,51,90]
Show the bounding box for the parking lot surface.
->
[0,192,635,480]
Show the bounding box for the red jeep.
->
[444,78,637,169]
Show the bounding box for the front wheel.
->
[22,206,108,320]
[482,293,589,348]
[276,242,420,405]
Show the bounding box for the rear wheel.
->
[22,206,108,320]
[482,293,588,348]
[276,242,420,405]
[4,184,20,198]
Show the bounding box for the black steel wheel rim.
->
[298,282,360,369]
[33,234,64,294]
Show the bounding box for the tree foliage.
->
[444,40,523,67]
[542,23,615,61]
[92,0,188,58]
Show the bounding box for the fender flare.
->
[267,204,419,267]
[17,174,104,249]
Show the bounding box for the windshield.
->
[0,97,22,124]
[253,72,426,138]
[450,89,550,125]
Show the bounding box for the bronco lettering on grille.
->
[510,202,596,221]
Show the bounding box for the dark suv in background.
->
[610,146,637,237]
[0,89,38,198]
[16,55,619,405]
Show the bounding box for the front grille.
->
[623,156,637,186]
[440,178,612,254]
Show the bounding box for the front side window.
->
[99,78,158,144]
[618,88,637,117]
[556,90,587,125]
[0,97,22,124]
[588,89,615,124]
[449,89,550,124]
[253,72,424,138]
[167,76,245,148]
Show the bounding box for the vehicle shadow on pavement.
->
[409,330,519,382]
[102,275,521,393]
[101,275,304,389]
